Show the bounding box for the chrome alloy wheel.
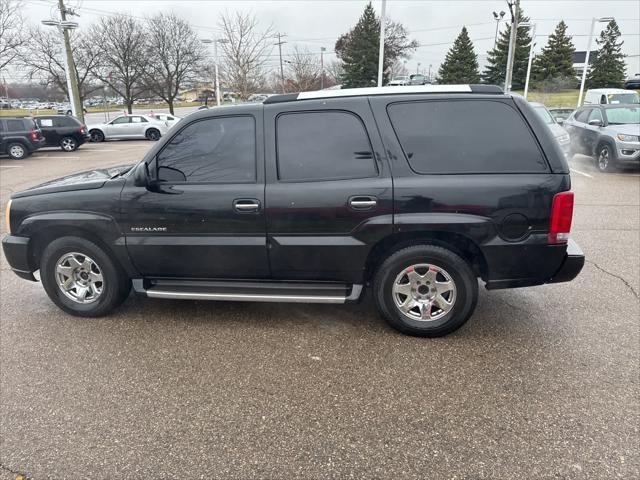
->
[598,147,610,171]
[392,263,456,321]
[61,137,76,151]
[55,252,104,304]
[9,144,25,158]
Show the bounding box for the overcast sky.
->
[18,0,640,79]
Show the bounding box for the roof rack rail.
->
[263,84,503,104]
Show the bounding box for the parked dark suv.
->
[34,115,90,151]
[2,85,585,337]
[0,117,46,159]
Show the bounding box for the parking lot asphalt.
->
[0,143,638,479]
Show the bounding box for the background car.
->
[56,104,88,116]
[0,117,46,159]
[624,74,640,90]
[148,113,182,126]
[87,114,170,142]
[549,107,574,124]
[33,115,90,151]
[563,104,640,172]
[530,102,571,156]
[387,75,409,86]
[583,88,640,105]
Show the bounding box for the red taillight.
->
[549,191,574,244]
[30,130,37,141]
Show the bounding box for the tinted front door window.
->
[123,114,267,279]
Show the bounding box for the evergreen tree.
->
[437,27,480,84]
[532,21,576,83]
[483,7,532,89]
[335,2,417,88]
[587,20,626,88]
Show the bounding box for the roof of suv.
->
[264,84,503,104]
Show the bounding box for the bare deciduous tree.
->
[219,12,274,99]
[325,60,345,86]
[285,46,320,92]
[144,12,205,114]
[90,14,146,113]
[20,26,100,102]
[0,0,24,71]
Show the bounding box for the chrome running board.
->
[133,279,363,304]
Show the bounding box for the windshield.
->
[605,107,640,125]
[608,93,639,104]
[533,106,555,124]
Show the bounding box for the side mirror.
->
[555,117,564,125]
[133,161,149,187]
[588,119,602,126]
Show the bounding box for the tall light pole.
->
[320,47,326,89]
[493,10,505,49]
[577,17,614,107]
[201,38,228,106]
[417,62,421,75]
[504,0,520,93]
[42,18,82,121]
[376,0,387,87]
[522,23,535,99]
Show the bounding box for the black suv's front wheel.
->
[373,245,478,337]
[40,236,131,317]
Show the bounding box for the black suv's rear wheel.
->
[60,136,78,151]
[7,142,28,160]
[40,236,131,317]
[373,245,478,337]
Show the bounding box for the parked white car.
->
[148,113,182,127]
[88,115,170,142]
[583,88,639,105]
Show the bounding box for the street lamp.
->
[520,22,536,99]
[577,17,614,107]
[41,19,81,119]
[201,38,228,107]
[492,11,505,49]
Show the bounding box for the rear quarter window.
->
[6,119,25,132]
[387,99,548,174]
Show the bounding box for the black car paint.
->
[4,92,579,296]
[33,115,90,150]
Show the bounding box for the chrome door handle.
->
[233,199,261,213]
[349,196,377,210]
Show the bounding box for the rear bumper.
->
[2,235,37,281]
[547,239,585,283]
[484,239,584,289]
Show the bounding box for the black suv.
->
[0,117,46,159]
[2,86,585,337]
[34,115,90,151]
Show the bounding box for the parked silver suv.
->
[563,105,640,172]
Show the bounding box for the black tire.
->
[596,143,616,173]
[373,244,478,337]
[40,236,131,317]
[145,128,161,141]
[60,136,78,151]
[7,142,29,160]
[90,129,105,142]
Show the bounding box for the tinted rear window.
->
[6,119,25,132]
[387,100,548,174]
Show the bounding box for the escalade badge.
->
[130,226,168,232]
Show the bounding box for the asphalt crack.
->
[587,259,639,299]
[0,462,30,479]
